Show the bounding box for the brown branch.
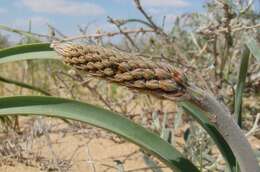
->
[47,24,67,38]
[133,0,170,42]
[120,18,154,28]
[61,28,154,42]
[107,16,139,51]
[198,23,260,36]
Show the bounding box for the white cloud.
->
[21,0,105,16]
[0,8,7,15]
[141,0,190,7]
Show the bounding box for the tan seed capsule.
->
[67,50,77,57]
[102,59,111,67]
[86,54,99,62]
[103,68,114,76]
[83,47,91,54]
[159,80,178,92]
[81,64,89,70]
[86,62,96,70]
[85,56,92,62]
[94,70,104,76]
[114,73,124,81]
[64,57,71,63]
[94,62,103,69]
[138,62,149,68]
[120,72,134,81]
[119,62,131,72]
[130,69,144,79]
[146,61,157,68]
[133,80,146,88]
[155,68,171,79]
[128,60,140,69]
[71,57,80,64]
[143,69,155,80]
[74,64,84,70]
[145,80,159,89]
[78,56,87,63]
[78,48,85,56]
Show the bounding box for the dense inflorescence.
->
[52,42,188,98]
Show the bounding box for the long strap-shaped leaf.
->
[0,43,60,64]
[0,75,51,96]
[0,96,199,172]
[234,47,250,127]
[0,43,236,171]
[180,101,236,171]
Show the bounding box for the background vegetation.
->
[0,0,259,171]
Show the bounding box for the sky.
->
[0,0,206,41]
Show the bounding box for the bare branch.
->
[246,113,260,137]
[133,0,170,41]
[107,16,139,51]
[61,28,154,42]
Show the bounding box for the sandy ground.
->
[0,118,259,172]
[0,117,174,172]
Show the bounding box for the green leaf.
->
[234,47,250,127]
[246,37,260,61]
[0,43,60,64]
[0,43,57,96]
[180,101,236,172]
[0,96,199,172]
[0,75,50,95]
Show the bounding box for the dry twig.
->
[61,29,154,42]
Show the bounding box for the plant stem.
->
[188,85,260,172]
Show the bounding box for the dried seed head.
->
[52,42,188,98]
[103,68,114,76]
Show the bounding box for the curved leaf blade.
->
[0,96,199,172]
[180,101,236,172]
[234,47,250,127]
[0,43,60,64]
[0,75,50,95]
